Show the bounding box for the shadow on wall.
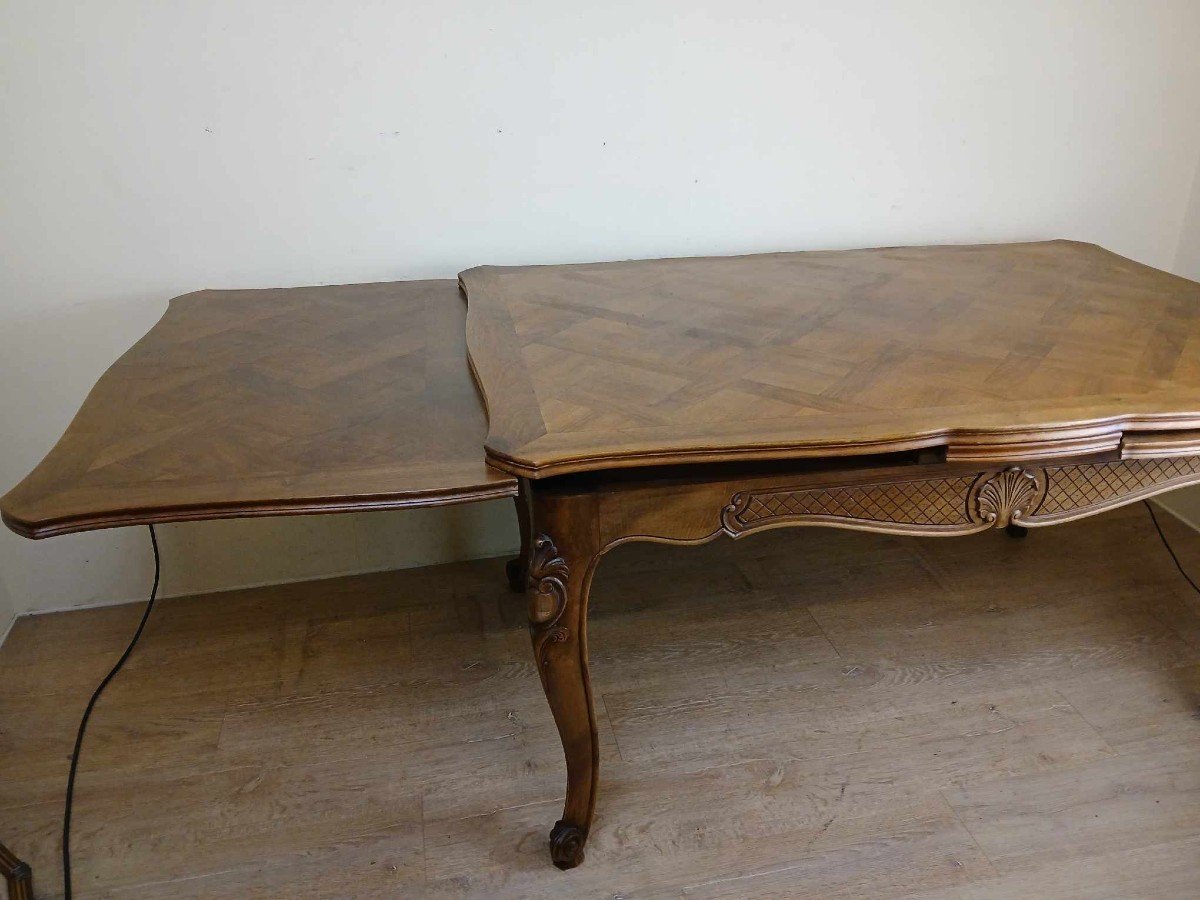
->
[152,501,519,599]
[1,500,519,632]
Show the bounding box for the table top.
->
[461,240,1200,478]
[8,239,1200,540]
[1,280,515,539]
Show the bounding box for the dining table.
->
[5,239,1200,885]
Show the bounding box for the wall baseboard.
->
[1,548,516,641]
[0,612,15,652]
[1153,493,1200,534]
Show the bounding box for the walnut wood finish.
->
[525,487,603,869]
[461,241,1200,478]
[719,455,1200,537]
[1,280,516,539]
[523,446,1200,865]
[0,844,32,900]
[595,455,1200,548]
[463,241,1200,865]
[9,244,1200,874]
[506,480,534,593]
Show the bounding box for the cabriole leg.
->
[526,488,601,869]
[506,479,534,592]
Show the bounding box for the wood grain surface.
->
[1,280,516,538]
[3,504,1200,897]
[461,241,1200,477]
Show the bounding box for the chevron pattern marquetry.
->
[1,280,515,537]
[462,241,1200,477]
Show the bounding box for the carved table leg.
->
[1005,523,1028,539]
[527,488,601,869]
[0,842,33,900]
[506,479,534,592]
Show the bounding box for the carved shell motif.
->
[528,534,570,669]
[975,467,1040,527]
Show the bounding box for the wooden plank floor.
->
[3,503,1200,898]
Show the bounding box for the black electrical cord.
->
[1145,500,1200,597]
[62,524,161,899]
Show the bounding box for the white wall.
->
[4,1,1200,633]
[1176,161,1200,283]
[1155,149,1200,527]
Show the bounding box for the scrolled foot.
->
[549,819,587,869]
[1005,523,1028,539]
[505,557,526,593]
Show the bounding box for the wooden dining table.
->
[5,239,1200,880]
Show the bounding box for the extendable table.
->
[5,240,1200,884]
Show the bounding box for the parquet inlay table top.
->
[1,280,516,539]
[5,240,1200,879]
[461,240,1200,476]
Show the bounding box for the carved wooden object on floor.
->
[0,843,32,900]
